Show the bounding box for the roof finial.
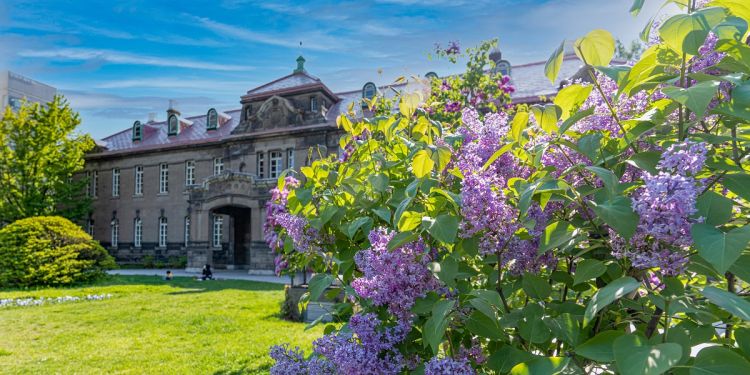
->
[294,54,306,74]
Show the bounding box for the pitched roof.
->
[94,54,593,156]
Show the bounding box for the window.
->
[134,165,143,196]
[185,160,195,186]
[287,148,295,169]
[213,157,224,176]
[159,163,168,194]
[112,168,120,197]
[111,219,119,248]
[86,219,94,237]
[134,217,142,247]
[362,82,377,100]
[159,217,168,248]
[86,171,91,197]
[132,121,142,141]
[310,96,318,112]
[257,152,265,179]
[184,216,190,247]
[212,215,223,247]
[270,151,282,179]
[91,171,98,198]
[167,114,179,136]
[207,108,218,130]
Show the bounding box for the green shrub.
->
[168,256,187,269]
[142,255,155,268]
[0,216,116,287]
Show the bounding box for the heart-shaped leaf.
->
[613,334,682,375]
[691,346,750,375]
[590,195,639,240]
[530,104,562,134]
[583,276,640,326]
[544,40,566,83]
[574,29,616,66]
[701,286,750,321]
[691,223,750,274]
[574,259,607,285]
[695,190,733,226]
[662,80,721,118]
[659,7,727,55]
[412,149,435,178]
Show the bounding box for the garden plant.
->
[265,0,750,373]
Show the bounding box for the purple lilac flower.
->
[351,228,440,320]
[445,41,460,55]
[445,101,462,113]
[269,345,314,375]
[632,172,701,247]
[658,140,707,176]
[424,357,475,375]
[440,80,452,92]
[571,73,652,135]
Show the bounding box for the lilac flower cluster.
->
[572,73,652,135]
[445,101,462,113]
[270,313,410,374]
[497,75,514,94]
[424,357,475,375]
[435,41,460,56]
[339,129,371,162]
[351,228,441,320]
[263,176,304,274]
[613,141,707,276]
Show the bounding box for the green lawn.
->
[0,275,323,374]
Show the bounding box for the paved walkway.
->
[108,268,292,284]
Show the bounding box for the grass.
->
[0,275,323,374]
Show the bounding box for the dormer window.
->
[495,60,512,77]
[310,96,318,112]
[362,82,376,100]
[167,114,179,136]
[207,108,218,130]
[132,121,142,141]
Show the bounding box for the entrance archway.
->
[210,205,252,269]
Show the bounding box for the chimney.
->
[167,99,181,118]
[147,112,156,123]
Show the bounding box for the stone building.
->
[84,53,589,273]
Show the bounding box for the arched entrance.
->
[210,205,252,269]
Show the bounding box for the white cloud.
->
[17,48,252,71]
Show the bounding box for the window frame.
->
[257,152,265,179]
[185,160,196,186]
[213,157,224,176]
[134,217,142,248]
[111,219,119,248]
[184,216,190,247]
[134,165,143,196]
[159,163,169,194]
[158,217,168,248]
[212,215,223,248]
[207,108,218,130]
[132,120,142,141]
[362,82,377,100]
[310,96,318,112]
[269,150,282,179]
[287,148,295,169]
[112,168,120,197]
[167,114,179,136]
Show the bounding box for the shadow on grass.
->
[98,275,284,294]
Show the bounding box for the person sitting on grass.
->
[165,270,173,281]
[201,264,213,281]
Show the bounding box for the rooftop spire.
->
[294,55,306,74]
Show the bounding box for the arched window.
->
[207,108,218,130]
[362,82,377,100]
[110,219,119,248]
[496,60,512,77]
[132,121,142,141]
[425,72,438,80]
[159,216,168,248]
[134,217,142,248]
[167,114,179,136]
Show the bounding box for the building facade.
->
[84,53,588,273]
[0,70,57,111]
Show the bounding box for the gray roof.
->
[245,71,322,95]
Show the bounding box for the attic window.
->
[207,108,218,130]
[132,121,142,141]
[168,114,179,136]
[310,96,318,112]
[496,60,511,77]
[362,82,376,100]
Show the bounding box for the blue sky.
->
[1,0,665,139]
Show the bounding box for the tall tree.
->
[0,96,94,224]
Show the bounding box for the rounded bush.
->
[0,216,116,287]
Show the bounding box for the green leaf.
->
[722,173,750,201]
[466,310,503,340]
[692,223,750,274]
[559,107,595,135]
[425,214,458,244]
[423,299,454,353]
[543,313,581,346]
[399,92,421,117]
[583,276,640,326]
[730,253,750,282]
[630,0,646,16]
[518,304,550,344]
[544,40,566,83]
[510,357,569,375]
[487,346,536,373]
[574,29,616,66]
[368,173,389,193]
[538,221,576,254]
[371,207,391,224]
[713,16,749,42]
[530,104,562,134]
[347,217,372,239]
[696,191,734,226]
[308,274,334,301]
[412,149,434,179]
[662,80,721,118]
[691,346,750,375]
[575,330,626,362]
[710,0,750,25]
[613,334,682,375]
[574,259,607,285]
[554,84,593,120]
[522,273,552,300]
[434,256,458,287]
[397,211,423,232]
[591,195,640,240]
[483,143,514,171]
[626,151,662,175]
[735,327,750,358]
[701,286,750,321]
[586,166,621,197]
[511,111,529,141]
[659,7,728,55]
[387,231,418,251]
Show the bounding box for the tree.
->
[0,96,94,224]
[615,39,644,61]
